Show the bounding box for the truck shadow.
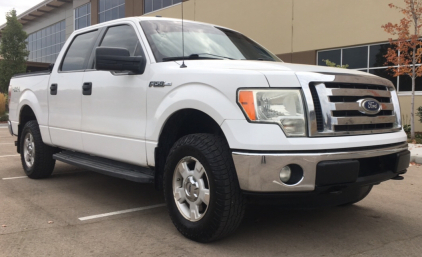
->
[208,202,419,255]
[47,168,420,255]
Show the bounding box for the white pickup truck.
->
[7,17,410,242]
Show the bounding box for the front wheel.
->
[20,120,56,179]
[164,134,245,242]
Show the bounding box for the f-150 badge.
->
[149,81,172,87]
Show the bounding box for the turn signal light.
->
[238,91,256,120]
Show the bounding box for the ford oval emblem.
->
[357,98,381,115]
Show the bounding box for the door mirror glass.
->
[95,47,146,74]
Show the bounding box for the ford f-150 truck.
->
[7,17,410,242]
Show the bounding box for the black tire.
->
[340,185,373,206]
[163,134,245,242]
[20,120,56,179]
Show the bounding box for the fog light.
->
[280,166,292,183]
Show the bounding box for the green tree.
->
[322,59,349,69]
[382,0,422,140]
[0,9,28,93]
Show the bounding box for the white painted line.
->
[0,155,19,158]
[2,176,27,180]
[78,204,166,221]
[2,171,81,181]
[0,143,14,144]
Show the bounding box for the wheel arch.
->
[154,108,228,190]
[17,105,38,153]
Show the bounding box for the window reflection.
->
[369,68,398,90]
[318,50,341,66]
[369,44,390,68]
[61,30,99,71]
[343,46,367,69]
[398,75,422,92]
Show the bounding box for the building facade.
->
[0,0,420,130]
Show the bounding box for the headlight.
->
[237,89,307,137]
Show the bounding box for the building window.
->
[144,0,181,14]
[26,20,66,63]
[99,0,125,23]
[75,3,91,30]
[317,43,422,94]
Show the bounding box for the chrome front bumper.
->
[7,120,13,136]
[232,143,409,192]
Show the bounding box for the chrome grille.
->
[296,72,402,137]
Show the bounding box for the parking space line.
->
[78,204,166,221]
[2,176,27,180]
[0,143,14,144]
[0,155,19,158]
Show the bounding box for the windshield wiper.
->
[162,53,235,62]
[194,53,235,60]
[256,58,275,61]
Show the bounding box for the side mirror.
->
[95,47,146,74]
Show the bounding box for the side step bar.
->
[53,151,154,183]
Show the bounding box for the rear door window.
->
[61,30,99,72]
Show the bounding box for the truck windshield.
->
[140,20,281,63]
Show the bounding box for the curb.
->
[408,144,422,164]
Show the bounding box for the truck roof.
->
[73,16,238,35]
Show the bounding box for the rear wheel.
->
[164,134,245,242]
[20,120,56,179]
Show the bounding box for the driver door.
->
[81,23,150,166]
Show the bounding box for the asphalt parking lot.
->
[0,124,422,257]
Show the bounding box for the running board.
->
[53,151,154,183]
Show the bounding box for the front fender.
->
[146,83,245,141]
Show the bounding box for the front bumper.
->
[232,142,409,192]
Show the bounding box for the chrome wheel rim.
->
[172,156,210,222]
[23,132,35,168]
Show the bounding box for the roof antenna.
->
[180,0,187,68]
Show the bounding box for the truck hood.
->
[175,60,371,76]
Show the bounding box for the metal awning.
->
[0,0,72,35]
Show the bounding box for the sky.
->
[0,0,45,25]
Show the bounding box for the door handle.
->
[82,82,92,95]
[50,84,58,95]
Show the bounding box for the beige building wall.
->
[145,0,406,58]
[144,0,293,55]
[292,0,403,53]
